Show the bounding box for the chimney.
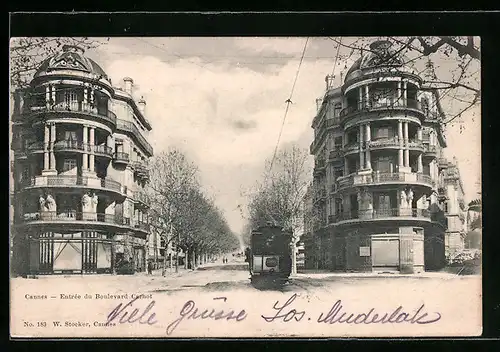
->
[123,77,133,94]
[138,96,146,115]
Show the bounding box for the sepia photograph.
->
[9,35,482,338]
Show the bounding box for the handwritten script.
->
[106,296,158,326]
[165,296,247,335]
[105,293,441,336]
[261,293,442,325]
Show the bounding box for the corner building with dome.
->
[303,41,467,274]
[10,45,154,275]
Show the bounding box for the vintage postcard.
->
[9,36,482,338]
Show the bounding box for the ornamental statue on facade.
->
[45,194,56,212]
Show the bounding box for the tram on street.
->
[247,223,293,286]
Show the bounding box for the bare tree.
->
[10,37,106,89]
[247,144,312,274]
[146,148,200,274]
[326,36,480,127]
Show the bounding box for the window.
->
[115,142,124,153]
[374,126,390,140]
[375,193,392,211]
[334,103,342,117]
[63,158,77,172]
[64,90,78,106]
[335,198,343,214]
[65,131,77,141]
[373,156,393,173]
[334,136,342,148]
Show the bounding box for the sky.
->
[80,37,481,234]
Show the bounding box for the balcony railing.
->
[438,158,448,169]
[340,98,424,120]
[54,140,86,151]
[343,142,360,153]
[329,149,344,159]
[20,212,150,232]
[423,144,437,154]
[368,137,400,148]
[27,102,117,126]
[116,119,154,156]
[335,171,435,191]
[21,175,124,193]
[131,161,150,179]
[134,222,151,232]
[21,211,117,224]
[92,144,113,156]
[27,142,46,151]
[332,208,431,223]
[113,152,130,163]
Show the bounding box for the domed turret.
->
[34,44,109,80]
[344,40,408,83]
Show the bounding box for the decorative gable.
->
[46,45,92,73]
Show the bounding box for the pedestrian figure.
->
[147,261,153,275]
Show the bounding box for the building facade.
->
[439,158,467,258]
[10,45,154,275]
[304,40,467,274]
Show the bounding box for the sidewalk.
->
[294,270,477,280]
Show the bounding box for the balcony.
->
[113,152,130,166]
[92,144,113,157]
[343,142,360,154]
[423,144,438,158]
[116,119,154,156]
[334,172,435,192]
[20,175,125,194]
[53,140,86,152]
[131,161,150,180]
[331,208,431,224]
[134,221,151,233]
[339,98,425,122]
[329,149,344,160]
[25,103,117,127]
[438,158,448,169]
[19,211,151,233]
[20,211,120,226]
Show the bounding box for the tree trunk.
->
[162,249,166,276]
[291,242,297,276]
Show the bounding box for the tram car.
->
[248,223,293,285]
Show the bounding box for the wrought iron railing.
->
[423,144,437,154]
[53,140,87,151]
[329,149,344,159]
[331,208,431,223]
[27,103,117,125]
[134,222,151,232]
[92,144,113,155]
[21,211,117,224]
[334,171,434,191]
[113,152,130,162]
[21,175,123,192]
[339,98,423,120]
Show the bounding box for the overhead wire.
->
[267,37,309,175]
